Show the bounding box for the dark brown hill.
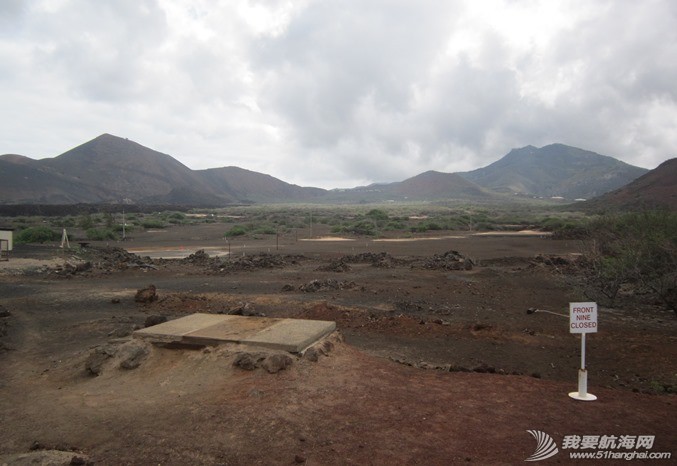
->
[0,156,107,204]
[323,170,495,203]
[391,170,494,199]
[580,158,677,211]
[198,166,326,203]
[0,135,225,204]
[41,134,223,204]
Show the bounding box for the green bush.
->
[411,221,442,233]
[345,220,376,236]
[330,220,378,236]
[78,214,94,230]
[166,212,186,224]
[15,226,60,244]
[168,212,186,220]
[86,228,116,241]
[141,219,166,229]
[366,209,389,222]
[113,224,134,233]
[225,226,247,238]
[384,221,406,231]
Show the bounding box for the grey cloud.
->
[1,0,675,189]
[253,1,462,143]
[0,0,26,31]
[526,1,677,166]
[30,0,168,102]
[255,14,526,181]
[258,1,675,184]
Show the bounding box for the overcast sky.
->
[1,0,676,189]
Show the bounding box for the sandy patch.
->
[299,237,356,242]
[0,257,74,273]
[471,230,551,237]
[127,246,230,259]
[374,235,466,242]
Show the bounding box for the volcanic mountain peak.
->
[460,143,648,199]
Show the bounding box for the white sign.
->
[569,302,598,333]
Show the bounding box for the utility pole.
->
[122,210,126,240]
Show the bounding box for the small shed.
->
[0,227,13,260]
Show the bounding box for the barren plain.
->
[1,222,675,465]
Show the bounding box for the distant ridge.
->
[459,144,648,200]
[198,166,326,203]
[0,135,654,205]
[325,170,496,203]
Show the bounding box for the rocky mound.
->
[317,252,402,272]
[416,250,473,270]
[181,250,306,273]
[299,279,358,292]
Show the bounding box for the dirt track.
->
[1,226,675,464]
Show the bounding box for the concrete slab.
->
[182,316,280,346]
[242,319,336,353]
[133,313,336,353]
[134,313,231,343]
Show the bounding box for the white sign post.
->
[568,302,598,401]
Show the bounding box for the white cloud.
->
[0,0,675,188]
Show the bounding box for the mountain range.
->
[0,133,667,207]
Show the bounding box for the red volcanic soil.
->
[1,225,675,464]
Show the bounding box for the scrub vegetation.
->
[579,211,677,311]
[4,204,676,314]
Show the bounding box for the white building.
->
[0,227,13,260]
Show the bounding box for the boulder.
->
[144,315,167,327]
[233,352,266,371]
[261,354,293,373]
[118,342,149,369]
[233,352,293,373]
[135,285,158,303]
[85,345,118,375]
[303,347,320,362]
[303,338,336,362]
